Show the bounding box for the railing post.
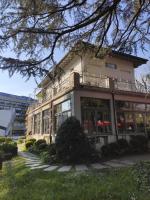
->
[73,72,80,88]
[109,78,115,91]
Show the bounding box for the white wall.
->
[83,53,135,82]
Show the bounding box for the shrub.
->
[3,153,13,160]
[101,139,130,158]
[28,138,36,143]
[5,137,13,143]
[0,151,3,170]
[25,141,34,149]
[117,139,130,155]
[17,138,24,144]
[0,142,18,158]
[129,135,148,153]
[55,116,94,164]
[101,142,120,158]
[38,143,48,151]
[1,143,17,157]
[0,137,13,143]
[25,138,36,149]
[48,144,56,156]
[40,151,51,163]
[0,137,5,143]
[35,139,46,147]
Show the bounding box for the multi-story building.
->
[0,92,34,136]
[26,42,150,148]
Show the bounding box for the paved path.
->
[18,151,150,173]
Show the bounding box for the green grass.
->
[0,157,150,200]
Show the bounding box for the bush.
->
[0,151,3,170]
[35,139,46,147]
[0,137,13,143]
[101,139,130,158]
[17,138,24,144]
[117,139,130,155]
[25,138,36,149]
[25,141,34,149]
[0,137,5,143]
[129,135,148,153]
[48,144,56,156]
[40,151,51,163]
[55,116,94,164]
[0,142,18,157]
[38,143,48,151]
[101,142,119,158]
[0,142,18,160]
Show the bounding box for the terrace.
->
[28,72,149,111]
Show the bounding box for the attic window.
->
[106,63,117,69]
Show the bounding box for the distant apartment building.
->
[0,92,34,136]
[26,42,150,148]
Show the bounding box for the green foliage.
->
[35,139,46,147]
[38,143,48,151]
[40,151,51,163]
[0,137,13,143]
[101,136,148,158]
[55,116,94,164]
[0,142,18,160]
[17,138,24,144]
[2,157,150,200]
[48,143,56,156]
[0,0,149,78]
[25,138,36,149]
[25,141,34,149]
[129,135,148,153]
[101,139,130,158]
[133,162,150,192]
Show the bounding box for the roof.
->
[39,41,148,87]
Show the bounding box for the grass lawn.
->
[0,157,150,200]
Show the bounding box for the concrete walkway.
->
[18,151,150,172]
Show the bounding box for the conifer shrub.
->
[55,117,95,164]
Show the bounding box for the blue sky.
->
[0,47,149,98]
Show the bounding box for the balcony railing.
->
[80,72,110,88]
[114,79,150,93]
[28,72,149,112]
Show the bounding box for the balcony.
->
[28,72,149,112]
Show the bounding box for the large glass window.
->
[116,101,150,134]
[42,109,50,134]
[54,99,71,131]
[34,113,41,134]
[81,97,111,135]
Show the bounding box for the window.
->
[116,101,150,134]
[105,63,117,69]
[54,99,71,131]
[81,97,111,135]
[34,113,41,134]
[42,109,50,134]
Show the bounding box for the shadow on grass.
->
[1,157,150,200]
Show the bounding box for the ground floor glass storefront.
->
[81,97,112,135]
[116,101,150,134]
[81,97,150,136]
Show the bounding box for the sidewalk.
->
[18,151,150,173]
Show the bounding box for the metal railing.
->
[114,79,150,93]
[28,72,150,112]
[80,72,110,88]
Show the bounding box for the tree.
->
[0,0,149,78]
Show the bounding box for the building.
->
[26,42,150,148]
[0,92,34,137]
[0,109,15,136]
